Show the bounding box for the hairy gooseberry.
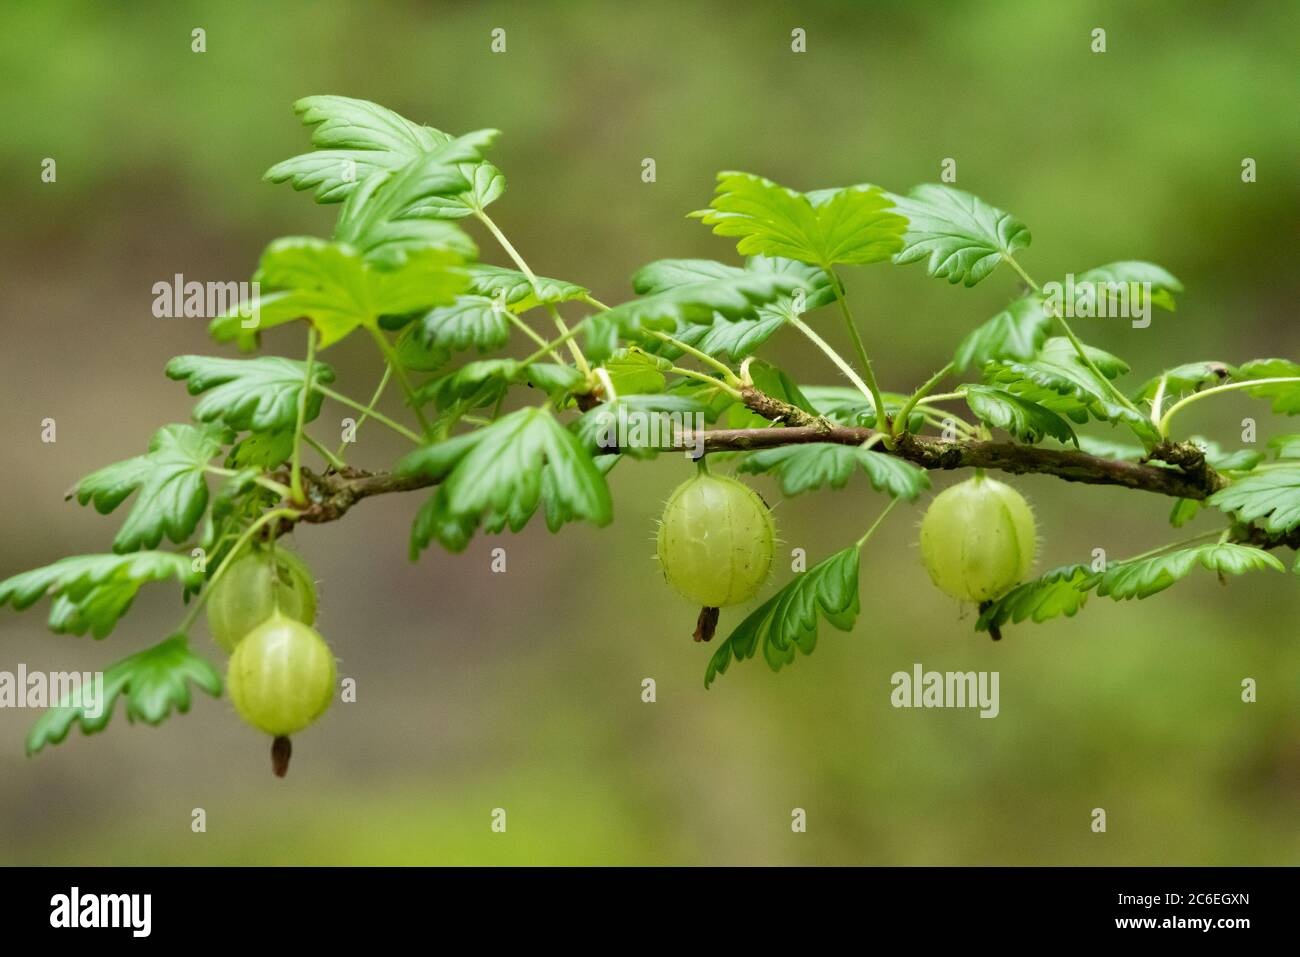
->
[206,548,317,653]
[919,474,1037,603]
[656,470,775,611]
[227,612,336,740]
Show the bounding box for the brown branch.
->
[264,387,1230,535]
[681,426,1221,499]
[268,467,438,532]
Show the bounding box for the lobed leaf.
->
[599,348,669,396]
[1208,467,1300,533]
[1071,261,1183,313]
[586,268,806,363]
[952,296,1054,372]
[738,443,928,499]
[464,264,589,313]
[165,355,336,432]
[1088,543,1283,600]
[330,128,493,268]
[976,564,1092,633]
[396,407,612,553]
[1232,358,1300,415]
[705,546,861,687]
[888,184,1030,286]
[0,553,201,639]
[411,359,519,411]
[571,395,707,460]
[26,634,221,755]
[644,257,835,363]
[414,295,512,353]
[265,95,449,203]
[71,423,227,553]
[799,386,922,432]
[964,385,1077,446]
[984,337,1152,441]
[1267,434,1300,459]
[1131,360,1231,402]
[211,238,468,350]
[691,173,907,268]
[267,95,506,232]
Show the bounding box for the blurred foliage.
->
[0,1,1298,865]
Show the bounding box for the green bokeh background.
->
[1,1,1298,865]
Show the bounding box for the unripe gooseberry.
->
[656,470,775,608]
[919,474,1037,602]
[206,548,317,653]
[226,612,336,738]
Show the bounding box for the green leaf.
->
[587,267,806,362]
[411,359,519,411]
[1088,543,1283,600]
[394,322,450,372]
[464,264,590,313]
[976,564,1092,633]
[225,430,295,470]
[396,407,613,553]
[964,385,1077,445]
[524,363,588,402]
[329,129,493,268]
[415,295,511,353]
[985,337,1149,439]
[409,159,506,219]
[26,634,221,755]
[645,257,835,362]
[665,375,743,423]
[1131,361,1231,402]
[1232,358,1300,414]
[705,546,861,688]
[1268,434,1300,459]
[1071,261,1183,312]
[1169,498,1200,527]
[72,423,226,553]
[1186,436,1261,473]
[691,173,906,267]
[952,296,1053,372]
[572,395,707,459]
[266,95,504,234]
[265,95,456,203]
[165,355,336,432]
[800,386,920,431]
[1208,467,1300,533]
[743,255,838,315]
[0,553,201,639]
[602,348,669,395]
[888,184,1031,286]
[212,238,467,349]
[662,312,787,364]
[738,443,929,499]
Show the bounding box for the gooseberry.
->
[919,474,1037,603]
[656,470,775,609]
[226,612,336,739]
[206,548,317,653]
